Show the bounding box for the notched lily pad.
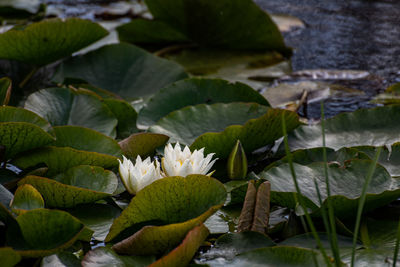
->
[18,165,117,208]
[25,87,118,138]
[138,78,270,129]
[53,43,188,99]
[191,108,300,159]
[0,18,108,66]
[149,102,270,145]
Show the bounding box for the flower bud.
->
[227,140,247,180]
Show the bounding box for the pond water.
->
[43,0,400,118]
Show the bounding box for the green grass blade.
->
[350,146,382,267]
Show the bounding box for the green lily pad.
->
[18,165,118,208]
[25,87,118,138]
[119,133,169,160]
[53,126,122,157]
[0,247,21,267]
[0,106,53,133]
[138,78,270,129]
[204,207,241,234]
[191,108,300,159]
[68,203,121,241]
[260,159,400,218]
[41,251,82,267]
[11,184,44,214]
[0,77,11,105]
[103,98,138,139]
[117,18,190,45]
[0,18,108,66]
[13,146,118,176]
[150,102,269,145]
[82,246,155,267]
[7,209,86,257]
[150,224,209,267]
[106,175,226,242]
[53,43,188,99]
[143,0,289,53]
[199,246,327,267]
[287,105,400,151]
[0,0,41,15]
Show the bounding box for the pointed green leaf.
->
[53,126,122,157]
[191,108,300,159]
[13,146,118,176]
[25,87,118,138]
[53,43,188,99]
[0,18,108,66]
[150,102,269,145]
[138,78,269,128]
[106,175,226,242]
[119,133,169,160]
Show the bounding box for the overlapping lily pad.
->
[287,105,400,151]
[11,184,44,214]
[12,146,118,176]
[0,247,21,267]
[52,43,188,99]
[138,78,270,128]
[119,133,169,160]
[191,108,300,159]
[0,18,108,66]
[25,87,118,138]
[149,102,270,145]
[260,159,400,218]
[0,0,41,16]
[7,209,87,257]
[53,126,122,157]
[18,165,118,208]
[106,175,226,243]
[103,98,138,139]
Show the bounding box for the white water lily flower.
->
[162,142,217,177]
[118,155,162,195]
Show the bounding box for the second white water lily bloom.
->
[162,142,217,177]
[118,155,162,195]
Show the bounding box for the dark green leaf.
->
[119,133,169,160]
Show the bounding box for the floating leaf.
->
[191,108,300,159]
[11,184,44,214]
[137,78,269,128]
[53,43,188,99]
[140,0,289,53]
[150,224,209,267]
[68,203,121,241]
[25,87,118,138]
[103,98,138,139]
[106,175,226,242]
[53,126,122,157]
[41,251,81,267]
[287,105,400,151]
[13,146,118,176]
[260,159,400,218]
[0,247,21,267]
[356,144,400,177]
[82,247,155,267]
[18,165,118,208]
[7,209,86,257]
[0,0,41,15]
[0,77,11,106]
[0,18,108,66]
[119,133,169,160]
[150,102,269,145]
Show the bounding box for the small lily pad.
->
[18,165,118,208]
[106,175,226,242]
[11,184,44,214]
[53,126,122,157]
[13,146,118,176]
[149,102,270,145]
[0,18,108,66]
[138,78,270,129]
[191,108,300,159]
[119,133,169,160]
[25,87,118,138]
[53,43,188,99]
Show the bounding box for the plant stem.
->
[18,67,38,88]
[154,43,197,57]
[350,146,382,267]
